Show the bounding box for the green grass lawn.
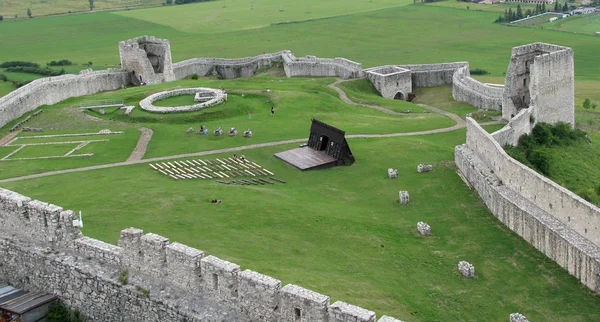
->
[0,130,140,179]
[8,143,80,159]
[412,85,477,119]
[3,131,600,322]
[0,81,15,97]
[152,94,197,107]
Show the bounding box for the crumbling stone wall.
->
[0,187,404,322]
[139,88,227,113]
[282,52,364,79]
[455,119,600,293]
[119,35,176,84]
[173,51,288,80]
[452,66,503,110]
[365,66,412,100]
[0,70,129,128]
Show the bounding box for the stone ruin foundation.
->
[417,164,433,173]
[509,313,529,322]
[417,222,431,236]
[399,191,409,205]
[458,261,476,278]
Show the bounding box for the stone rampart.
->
[398,62,468,87]
[455,119,600,292]
[119,35,176,85]
[0,187,404,322]
[282,52,363,79]
[172,51,288,80]
[0,70,129,129]
[452,66,503,110]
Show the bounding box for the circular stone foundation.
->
[139,87,227,113]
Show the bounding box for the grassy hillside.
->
[0,0,163,19]
[0,5,599,79]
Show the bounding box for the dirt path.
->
[0,131,20,147]
[127,127,153,162]
[0,79,502,183]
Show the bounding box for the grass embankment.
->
[0,76,455,179]
[3,130,600,322]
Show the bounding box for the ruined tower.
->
[119,36,176,85]
[502,43,574,127]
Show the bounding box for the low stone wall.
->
[139,88,227,113]
[0,187,404,322]
[452,66,503,110]
[172,51,288,80]
[455,119,600,292]
[282,52,363,79]
[398,62,468,87]
[0,70,130,128]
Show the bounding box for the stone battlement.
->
[0,187,405,322]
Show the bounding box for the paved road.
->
[0,79,501,183]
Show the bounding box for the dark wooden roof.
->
[0,284,56,315]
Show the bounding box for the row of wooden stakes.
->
[148,157,275,181]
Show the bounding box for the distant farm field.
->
[0,6,599,79]
[539,12,600,35]
[0,0,163,19]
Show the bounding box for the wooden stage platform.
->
[274,147,338,170]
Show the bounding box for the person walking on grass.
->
[271,106,275,116]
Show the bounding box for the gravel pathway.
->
[127,127,153,162]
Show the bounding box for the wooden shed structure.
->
[0,284,57,322]
[275,119,355,170]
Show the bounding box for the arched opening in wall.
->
[393,92,404,100]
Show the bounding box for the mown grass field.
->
[4,130,600,322]
[0,1,600,321]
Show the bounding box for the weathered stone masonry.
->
[0,187,404,322]
[456,119,600,293]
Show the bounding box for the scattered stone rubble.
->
[417,222,431,236]
[417,164,433,173]
[509,313,529,322]
[399,191,409,205]
[458,261,475,278]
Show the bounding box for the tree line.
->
[495,2,575,23]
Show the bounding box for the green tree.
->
[516,4,523,19]
[554,1,559,12]
[583,98,591,109]
[89,0,94,11]
[166,0,173,4]
[592,103,597,110]
[0,15,3,21]
[27,8,32,18]
[542,3,546,12]
[562,2,568,12]
[508,8,514,21]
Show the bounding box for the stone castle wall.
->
[0,69,129,129]
[455,119,600,292]
[397,62,468,87]
[282,52,364,79]
[0,187,403,322]
[173,51,289,80]
[364,66,412,100]
[452,66,503,110]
